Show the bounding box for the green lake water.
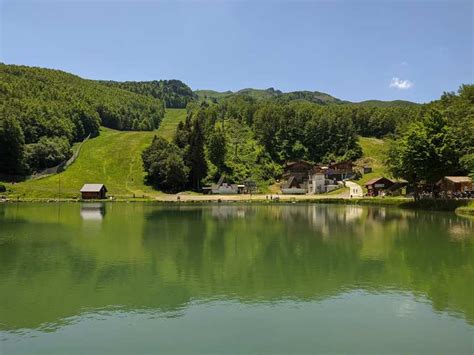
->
[0,203,473,355]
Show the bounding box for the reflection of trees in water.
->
[142,205,474,323]
[143,205,471,311]
[0,204,472,331]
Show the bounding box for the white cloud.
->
[389,77,413,90]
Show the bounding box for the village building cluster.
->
[363,176,473,198]
[78,170,472,200]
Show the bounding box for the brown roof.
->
[444,176,472,183]
[364,177,392,186]
[329,161,353,168]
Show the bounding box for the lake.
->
[0,203,473,355]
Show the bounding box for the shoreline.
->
[2,195,473,215]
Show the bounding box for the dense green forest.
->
[387,84,474,195]
[196,87,345,105]
[98,79,196,108]
[142,91,436,192]
[0,64,165,175]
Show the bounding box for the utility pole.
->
[58,173,61,201]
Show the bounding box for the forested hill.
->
[195,87,418,106]
[196,87,346,105]
[98,79,197,109]
[0,64,165,175]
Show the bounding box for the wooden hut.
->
[280,160,313,194]
[282,160,313,180]
[326,161,355,181]
[80,184,107,200]
[436,176,472,194]
[364,177,393,197]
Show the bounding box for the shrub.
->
[25,136,72,172]
[142,136,189,192]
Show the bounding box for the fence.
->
[0,134,90,182]
[30,134,91,180]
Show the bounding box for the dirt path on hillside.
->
[345,181,364,198]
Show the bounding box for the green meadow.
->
[355,136,390,187]
[8,109,187,199]
[156,108,187,141]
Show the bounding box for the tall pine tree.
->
[186,118,208,190]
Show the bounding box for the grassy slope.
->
[156,108,186,140]
[8,109,187,199]
[354,137,390,187]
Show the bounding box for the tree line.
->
[0,64,165,175]
[143,85,472,193]
[387,85,473,197]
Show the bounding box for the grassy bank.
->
[8,128,157,199]
[3,109,187,199]
[355,137,390,188]
[456,201,474,216]
[400,199,471,211]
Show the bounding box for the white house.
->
[309,173,326,194]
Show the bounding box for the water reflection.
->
[0,203,472,335]
[80,203,106,221]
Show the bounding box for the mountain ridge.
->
[195,87,418,106]
[1,63,420,109]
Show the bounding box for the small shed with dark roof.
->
[80,184,107,200]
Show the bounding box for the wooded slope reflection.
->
[0,203,472,331]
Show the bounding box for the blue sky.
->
[1,0,472,103]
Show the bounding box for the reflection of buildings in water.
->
[273,205,366,239]
[80,203,106,221]
[211,205,247,219]
[344,206,364,222]
[307,206,331,237]
[280,205,413,240]
[308,205,364,231]
[448,218,474,241]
